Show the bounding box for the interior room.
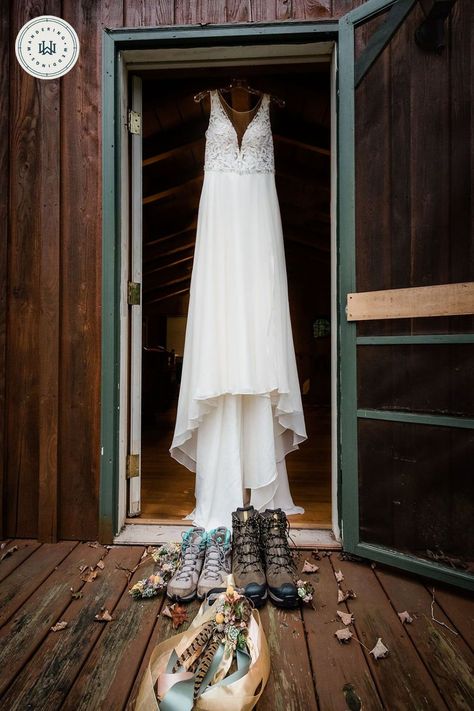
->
[137,62,332,528]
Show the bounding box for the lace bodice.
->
[204,90,275,175]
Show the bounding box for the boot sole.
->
[268,588,300,609]
[246,587,268,608]
[166,590,196,604]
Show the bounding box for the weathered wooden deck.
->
[0,538,472,710]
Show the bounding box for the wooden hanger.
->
[194,78,285,107]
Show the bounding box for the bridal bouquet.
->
[129,543,181,599]
[135,585,270,711]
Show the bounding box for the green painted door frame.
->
[100,9,473,590]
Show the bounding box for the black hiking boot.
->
[231,506,267,607]
[260,508,299,608]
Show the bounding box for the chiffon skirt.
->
[169,170,307,530]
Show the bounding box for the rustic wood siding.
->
[1,0,471,541]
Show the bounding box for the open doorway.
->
[134,62,333,530]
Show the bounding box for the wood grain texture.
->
[302,556,383,711]
[347,282,474,321]
[0,542,106,698]
[0,0,9,542]
[124,0,174,26]
[38,0,61,543]
[60,550,161,711]
[1,545,144,711]
[333,558,448,710]
[375,565,474,710]
[59,0,123,540]
[6,0,45,538]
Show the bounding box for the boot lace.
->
[174,532,205,582]
[202,536,230,581]
[232,517,263,574]
[262,517,296,575]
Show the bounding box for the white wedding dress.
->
[169,90,307,530]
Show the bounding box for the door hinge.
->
[126,454,140,479]
[128,109,141,135]
[128,281,141,305]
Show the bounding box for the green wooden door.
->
[338,0,474,589]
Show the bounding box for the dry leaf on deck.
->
[96,560,105,570]
[302,560,319,574]
[336,610,353,626]
[0,545,19,561]
[51,620,68,632]
[95,608,113,622]
[398,611,413,624]
[369,638,389,659]
[337,588,357,604]
[81,568,98,583]
[335,628,353,643]
[88,541,100,548]
[170,604,188,629]
[334,570,344,583]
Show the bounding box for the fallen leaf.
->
[311,549,321,561]
[51,620,68,632]
[337,588,357,604]
[95,608,113,622]
[0,545,19,562]
[336,610,353,626]
[334,570,344,583]
[81,568,98,583]
[70,587,83,599]
[398,610,413,624]
[335,628,353,643]
[302,560,319,574]
[163,603,188,629]
[96,560,105,570]
[88,541,100,548]
[343,683,362,710]
[78,564,88,573]
[369,637,389,659]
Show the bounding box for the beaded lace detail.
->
[204,90,275,175]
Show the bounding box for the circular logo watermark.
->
[15,15,79,80]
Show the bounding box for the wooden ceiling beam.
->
[145,220,197,248]
[145,287,190,305]
[144,273,191,294]
[274,133,330,157]
[144,254,194,275]
[143,138,203,167]
[143,175,202,205]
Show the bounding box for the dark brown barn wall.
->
[1,0,472,542]
[0,1,9,538]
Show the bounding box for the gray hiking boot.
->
[260,509,299,608]
[197,527,232,600]
[167,527,206,602]
[231,506,267,607]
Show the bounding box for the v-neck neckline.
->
[215,90,265,152]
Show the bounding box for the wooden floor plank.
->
[258,603,319,711]
[375,565,474,710]
[302,555,383,711]
[428,584,474,653]
[125,596,202,710]
[0,540,78,627]
[0,539,41,582]
[331,559,448,710]
[0,542,106,696]
[61,548,166,711]
[2,545,145,711]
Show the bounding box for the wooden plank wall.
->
[1,0,470,542]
